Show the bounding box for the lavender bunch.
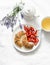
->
[1,2,25,31]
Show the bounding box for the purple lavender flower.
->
[1,15,17,31]
[19,20,22,29]
[21,13,24,19]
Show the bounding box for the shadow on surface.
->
[14,41,41,56]
[42,30,50,43]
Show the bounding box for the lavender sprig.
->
[18,20,22,29]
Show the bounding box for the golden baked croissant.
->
[14,31,34,49]
[14,31,25,47]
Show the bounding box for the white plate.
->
[13,24,41,53]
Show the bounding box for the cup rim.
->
[41,17,50,32]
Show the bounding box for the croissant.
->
[14,31,25,47]
[22,35,34,49]
[14,31,34,49]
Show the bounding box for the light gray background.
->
[0,0,50,65]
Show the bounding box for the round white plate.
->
[13,24,41,53]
